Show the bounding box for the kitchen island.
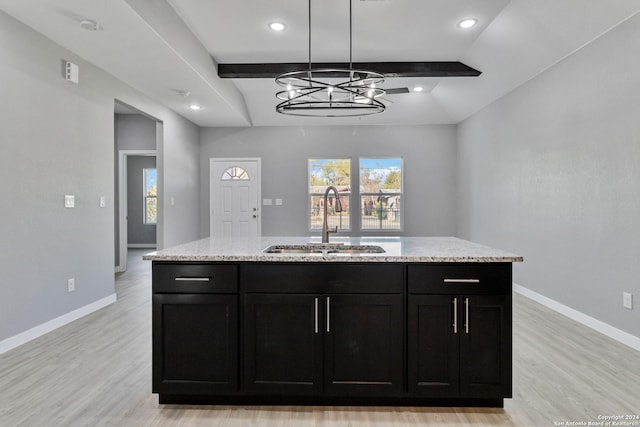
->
[144,236,522,407]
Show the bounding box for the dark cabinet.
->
[324,294,403,396]
[153,294,238,395]
[459,294,511,397]
[242,263,404,397]
[408,294,511,398]
[151,260,513,406]
[244,294,322,395]
[407,264,512,400]
[152,263,239,397]
[407,295,459,397]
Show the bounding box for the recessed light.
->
[189,104,201,111]
[269,22,286,32]
[413,86,424,92]
[458,18,477,29]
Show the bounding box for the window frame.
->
[308,158,352,232]
[306,157,403,234]
[358,157,404,233]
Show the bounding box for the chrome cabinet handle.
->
[452,297,458,334]
[443,279,480,284]
[174,277,210,282]
[314,298,319,334]
[326,297,330,332]
[464,298,470,334]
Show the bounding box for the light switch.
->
[99,196,106,208]
[263,199,273,206]
[170,197,175,206]
[64,195,75,208]
[275,199,283,206]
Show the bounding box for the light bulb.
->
[269,22,286,31]
[458,19,477,29]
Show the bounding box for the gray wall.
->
[162,117,200,248]
[457,13,640,338]
[115,114,157,151]
[199,125,457,237]
[127,156,157,245]
[0,10,199,343]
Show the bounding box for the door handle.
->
[452,297,458,334]
[326,297,330,332]
[464,297,470,334]
[314,297,319,334]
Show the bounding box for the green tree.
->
[310,159,350,187]
[383,170,401,190]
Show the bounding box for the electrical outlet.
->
[623,292,633,310]
[67,278,75,293]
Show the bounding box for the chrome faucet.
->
[321,186,343,244]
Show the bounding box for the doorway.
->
[114,101,161,272]
[210,158,261,239]
[117,151,157,272]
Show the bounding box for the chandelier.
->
[275,0,386,117]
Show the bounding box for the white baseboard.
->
[513,283,640,352]
[0,293,117,355]
[127,244,156,249]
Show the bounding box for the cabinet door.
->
[459,294,512,398]
[407,295,460,397]
[244,294,322,395]
[152,294,238,394]
[324,294,403,396]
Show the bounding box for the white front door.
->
[210,158,261,239]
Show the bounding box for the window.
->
[307,157,403,232]
[143,168,157,225]
[360,158,402,230]
[308,159,351,231]
[221,166,249,180]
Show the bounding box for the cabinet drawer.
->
[153,263,238,293]
[407,263,511,294]
[242,263,403,293]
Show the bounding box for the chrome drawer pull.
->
[464,298,470,334]
[314,298,319,334]
[443,278,480,284]
[174,277,210,282]
[326,297,330,333]
[452,297,458,334]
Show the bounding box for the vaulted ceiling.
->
[1,0,639,127]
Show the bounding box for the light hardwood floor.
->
[1,250,638,426]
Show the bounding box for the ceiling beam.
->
[218,62,481,78]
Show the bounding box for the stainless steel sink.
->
[263,244,385,254]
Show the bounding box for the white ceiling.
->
[1,0,640,127]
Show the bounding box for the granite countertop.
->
[143,236,523,263]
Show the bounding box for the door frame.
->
[117,150,157,272]
[209,157,262,238]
